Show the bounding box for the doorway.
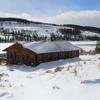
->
[11,52,22,64]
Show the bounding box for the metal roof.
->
[23,41,79,54]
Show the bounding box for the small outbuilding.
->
[3,41,79,66]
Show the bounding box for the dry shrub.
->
[54,67,64,72]
[0,83,12,88]
[66,65,73,71]
[26,75,32,79]
[0,73,9,82]
[0,84,5,88]
[45,70,53,73]
[98,64,100,69]
[52,86,60,90]
[98,57,100,60]
[10,69,14,71]
[73,67,78,76]
[88,50,95,55]
[80,51,88,55]
[84,62,86,64]
[4,80,9,82]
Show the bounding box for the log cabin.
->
[3,41,79,66]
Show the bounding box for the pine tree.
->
[95,40,100,53]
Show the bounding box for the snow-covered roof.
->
[23,41,79,54]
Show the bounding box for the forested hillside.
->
[0,18,100,42]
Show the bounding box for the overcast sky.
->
[0,0,100,27]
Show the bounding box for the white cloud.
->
[0,10,100,27]
[0,12,40,21]
[41,10,100,27]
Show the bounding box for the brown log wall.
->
[37,50,79,63]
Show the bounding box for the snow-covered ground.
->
[0,54,100,100]
[0,41,99,100]
[70,41,97,52]
[81,31,100,37]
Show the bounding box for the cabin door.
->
[12,52,21,64]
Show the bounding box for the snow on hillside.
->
[0,54,100,100]
[0,20,100,42]
[0,21,67,37]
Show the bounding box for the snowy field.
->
[0,54,100,100]
[70,41,97,52]
[0,41,99,100]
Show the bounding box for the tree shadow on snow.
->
[81,79,100,84]
[6,65,34,72]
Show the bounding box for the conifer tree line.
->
[0,29,47,42]
[0,28,100,42]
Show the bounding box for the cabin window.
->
[28,56,34,65]
[71,51,74,58]
[38,55,43,62]
[58,52,62,58]
[49,54,52,60]
[67,51,70,58]
[44,54,50,61]
[53,53,58,59]
[61,52,64,58]
[76,51,79,57]
[64,52,67,58]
